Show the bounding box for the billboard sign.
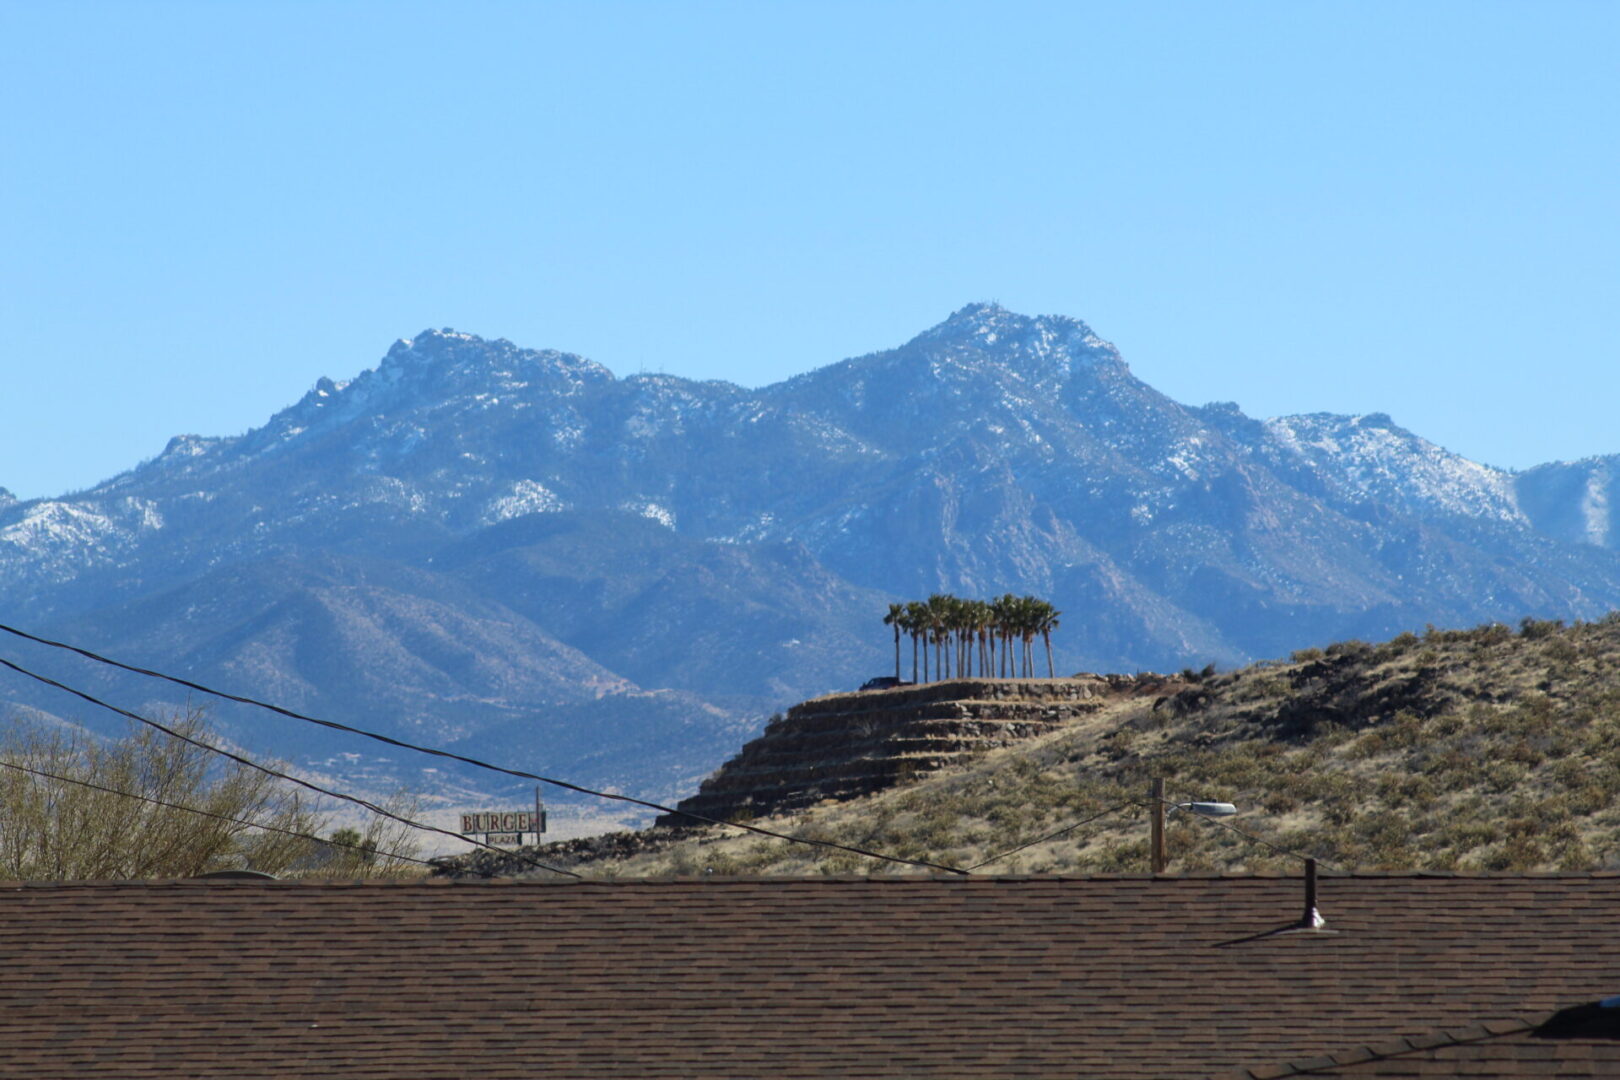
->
[461,811,541,834]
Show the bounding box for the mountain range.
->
[4,303,1620,815]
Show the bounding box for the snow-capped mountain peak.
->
[6,302,1620,803]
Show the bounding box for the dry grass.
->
[465,615,1620,879]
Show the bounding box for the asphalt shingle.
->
[3,874,1619,1078]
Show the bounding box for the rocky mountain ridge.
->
[3,303,1620,811]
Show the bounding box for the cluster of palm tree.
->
[882,594,1062,683]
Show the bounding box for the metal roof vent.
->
[1297,859,1326,930]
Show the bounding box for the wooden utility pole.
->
[1150,777,1167,874]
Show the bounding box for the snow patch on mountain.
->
[1266,413,1524,523]
[623,500,676,530]
[0,497,165,583]
[485,480,567,523]
[713,511,780,545]
[164,434,225,459]
[1583,464,1613,547]
[356,477,432,515]
[550,422,586,448]
[1157,435,1215,482]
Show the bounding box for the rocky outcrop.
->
[658,676,1174,827]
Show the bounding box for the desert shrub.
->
[1353,811,1415,869]
[1553,833,1593,870]
[1504,738,1543,767]
[1260,789,1301,814]
[1374,633,1418,662]
[1349,731,1386,759]
[1325,639,1372,660]
[1519,617,1565,640]
[1481,759,1529,793]
[1438,818,1498,854]
[1386,710,1426,749]
[1427,710,1465,737]
[912,807,960,847]
[1480,832,1545,871]
[1544,638,1580,665]
[665,845,701,876]
[1550,756,1590,788]
[0,713,420,880]
[1570,781,1616,815]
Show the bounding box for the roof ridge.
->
[9,870,1620,888]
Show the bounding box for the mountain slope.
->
[4,303,1620,807]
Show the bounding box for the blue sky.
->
[2,0,1616,499]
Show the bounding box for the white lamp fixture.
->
[1170,801,1238,818]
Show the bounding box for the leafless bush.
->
[0,712,420,880]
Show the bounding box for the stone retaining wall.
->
[657,675,1171,828]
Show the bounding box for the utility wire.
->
[0,621,970,876]
[0,758,436,870]
[0,653,581,879]
[965,802,1132,871]
[1188,810,1344,873]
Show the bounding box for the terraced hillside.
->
[440,614,1620,880]
[658,675,1175,827]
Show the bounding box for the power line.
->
[967,795,1343,875]
[1186,808,1344,873]
[966,802,1132,871]
[0,621,970,876]
[0,653,581,879]
[0,758,436,870]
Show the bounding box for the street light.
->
[1149,778,1237,873]
[1146,778,1329,930]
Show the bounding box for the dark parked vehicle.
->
[859,676,909,691]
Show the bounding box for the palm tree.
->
[965,598,991,677]
[991,593,1019,678]
[1018,595,1043,677]
[979,599,996,675]
[904,601,927,683]
[1036,600,1062,678]
[900,605,926,680]
[926,594,952,680]
[883,603,904,680]
[948,595,970,677]
[887,592,1061,683]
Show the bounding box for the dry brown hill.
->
[440,614,1620,879]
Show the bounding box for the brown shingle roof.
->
[1218,1002,1620,1077]
[3,873,1619,1079]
